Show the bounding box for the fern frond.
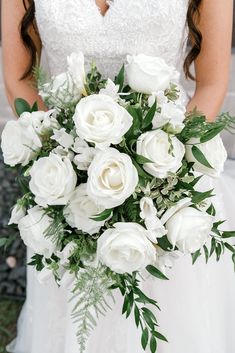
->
[70,265,115,353]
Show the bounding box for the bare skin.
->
[1,0,234,120]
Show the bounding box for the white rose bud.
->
[140,197,167,240]
[152,101,186,132]
[99,79,120,101]
[1,118,42,167]
[125,54,180,94]
[97,222,156,274]
[64,184,107,235]
[67,51,86,95]
[51,128,74,149]
[185,135,227,178]
[18,206,57,258]
[8,204,26,225]
[73,94,133,149]
[72,138,96,171]
[29,154,77,207]
[87,148,139,209]
[56,241,77,266]
[137,130,185,179]
[166,207,214,254]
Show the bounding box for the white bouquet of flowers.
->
[2,52,235,353]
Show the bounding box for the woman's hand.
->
[187,0,234,122]
[1,0,46,113]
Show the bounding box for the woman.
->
[1,0,235,352]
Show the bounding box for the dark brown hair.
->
[184,0,203,80]
[20,0,203,80]
[20,0,37,79]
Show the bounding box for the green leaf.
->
[134,305,140,327]
[31,101,39,112]
[150,335,157,353]
[200,124,225,143]
[114,64,125,90]
[203,245,209,263]
[132,159,151,180]
[135,154,153,165]
[141,328,149,350]
[125,106,142,139]
[153,331,168,342]
[206,203,216,216]
[141,307,158,324]
[192,249,201,264]
[90,209,113,221]
[216,243,222,261]
[192,189,214,204]
[222,231,235,239]
[14,98,31,117]
[142,101,157,129]
[146,265,169,280]
[191,145,213,169]
[224,242,235,253]
[122,294,129,315]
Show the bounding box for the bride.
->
[2,0,235,352]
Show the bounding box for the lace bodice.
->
[35,0,189,78]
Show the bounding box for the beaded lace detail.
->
[35,0,189,78]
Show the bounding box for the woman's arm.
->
[1,0,46,112]
[187,0,234,121]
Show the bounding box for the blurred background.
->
[0,6,234,352]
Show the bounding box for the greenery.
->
[0,300,23,353]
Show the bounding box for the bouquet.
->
[1,52,235,353]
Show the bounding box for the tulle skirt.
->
[7,160,235,353]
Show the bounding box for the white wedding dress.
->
[7,1,235,352]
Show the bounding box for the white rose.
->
[56,241,77,266]
[67,51,86,95]
[97,222,156,274]
[166,207,214,253]
[40,72,81,106]
[72,138,96,171]
[64,184,107,235]
[140,197,167,239]
[136,130,185,178]
[29,154,77,207]
[125,54,180,94]
[185,135,227,178]
[8,204,26,225]
[73,94,133,149]
[161,198,192,224]
[51,128,74,149]
[1,118,42,167]
[99,79,120,101]
[152,101,186,132]
[18,206,57,258]
[87,148,139,208]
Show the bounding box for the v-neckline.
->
[94,0,111,18]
